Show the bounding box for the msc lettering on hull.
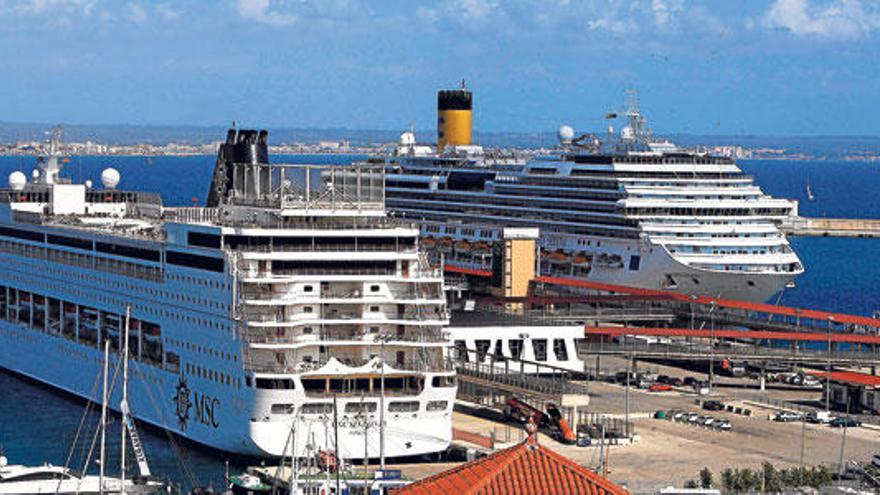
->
[193,392,221,428]
[174,376,220,430]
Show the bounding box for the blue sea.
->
[0,154,879,489]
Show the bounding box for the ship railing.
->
[239,311,445,324]
[242,328,447,345]
[239,288,439,301]
[255,268,399,277]
[246,358,453,375]
[164,207,220,225]
[234,243,417,254]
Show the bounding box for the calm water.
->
[0,154,879,489]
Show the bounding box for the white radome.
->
[8,171,26,191]
[557,125,575,144]
[400,131,416,146]
[101,168,121,189]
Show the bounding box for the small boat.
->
[806,181,815,201]
[0,308,169,495]
[0,458,166,494]
[228,472,273,494]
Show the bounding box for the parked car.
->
[686,412,701,423]
[649,383,673,392]
[700,416,715,427]
[683,377,699,387]
[805,411,835,424]
[702,400,725,411]
[673,410,687,421]
[774,411,803,422]
[714,419,732,431]
[829,417,862,428]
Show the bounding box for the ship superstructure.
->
[378,89,803,302]
[0,128,455,459]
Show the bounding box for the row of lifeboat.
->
[539,250,624,269]
[421,237,492,256]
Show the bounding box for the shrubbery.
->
[683,463,833,492]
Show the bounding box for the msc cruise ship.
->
[0,129,455,459]
[377,88,803,302]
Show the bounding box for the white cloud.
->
[155,3,181,21]
[234,0,295,27]
[760,0,880,40]
[651,0,683,29]
[125,2,145,23]
[12,0,97,16]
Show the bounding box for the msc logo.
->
[173,376,221,430]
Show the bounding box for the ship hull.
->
[0,321,454,459]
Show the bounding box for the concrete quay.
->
[783,216,880,237]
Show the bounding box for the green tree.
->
[699,467,714,489]
[721,468,735,492]
[762,462,781,492]
[684,479,699,489]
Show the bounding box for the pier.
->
[782,216,880,237]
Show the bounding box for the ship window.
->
[628,255,641,271]
[370,285,381,292]
[553,339,569,361]
[432,376,456,387]
[454,340,469,362]
[508,339,523,360]
[370,306,380,312]
[532,339,548,361]
[389,401,420,412]
[255,378,295,390]
[303,306,314,313]
[270,404,296,415]
[426,400,448,411]
[303,285,314,292]
[301,403,333,414]
[475,340,491,361]
[345,402,377,413]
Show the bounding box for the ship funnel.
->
[437,82,472,150]
[206,128,270,207]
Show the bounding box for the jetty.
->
[782,216,880,237]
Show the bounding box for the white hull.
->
[0,320,454,458]
[446,232,796,303]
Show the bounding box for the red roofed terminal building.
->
[393,429,628,495]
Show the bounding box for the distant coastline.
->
[1,121,879,160]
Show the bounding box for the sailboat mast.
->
[99,340,109,495]
[121,306,130,493]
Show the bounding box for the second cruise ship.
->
[377,87,803,302]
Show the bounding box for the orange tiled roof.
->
[393,439,628,495]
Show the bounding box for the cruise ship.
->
[376,88,803,302]
[0,128,455,459]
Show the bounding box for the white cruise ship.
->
[0,128,455,459]
[377,88,803,302]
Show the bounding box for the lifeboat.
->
[547,250,570,264]
[572,254,592,267]
[436,238,453,253]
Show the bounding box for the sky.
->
[0,0,879,135]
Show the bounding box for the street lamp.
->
[709,301,717,393]
[826,316,834,412]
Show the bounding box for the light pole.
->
[826,316,834,412]
[709,301,717,393]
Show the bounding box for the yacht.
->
[0,128,455,459]
[376,88,803,302]
[0,457,165,494]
